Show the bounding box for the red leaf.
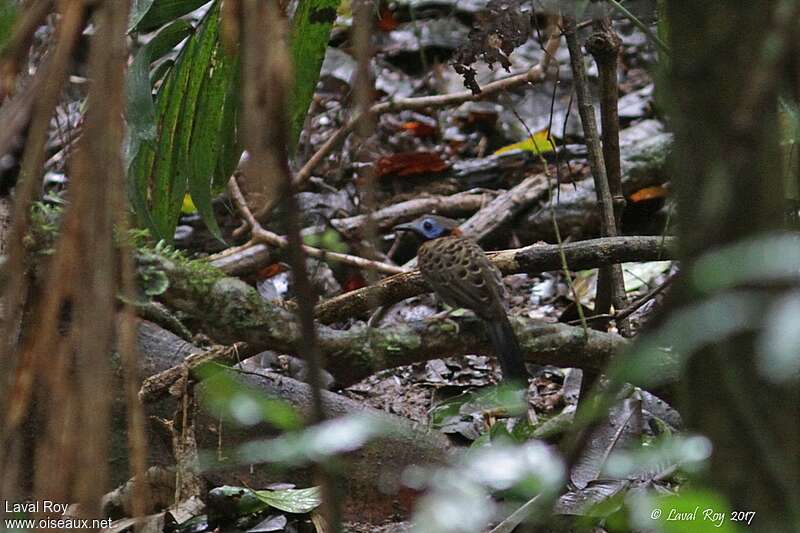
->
[375,151,449,178]
[377,6,398,32]
[256,263,286,280]
[343,273,366,292]
[400,121,437,138]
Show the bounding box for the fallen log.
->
[126,320,451,521]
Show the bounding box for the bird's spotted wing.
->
[418,236,507,320]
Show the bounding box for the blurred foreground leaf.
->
[213,414,398,469]
[0,0,18,51]
[409,441,565,533]
[254,486,322,514]
[289,0,339,149]
[629,489,739,533]
[198,368,302,431]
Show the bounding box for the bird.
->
[394,215,528,384]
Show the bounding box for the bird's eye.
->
[422,220,433,231]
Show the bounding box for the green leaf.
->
[213,69,240,191]
[207,486,267,517]
[254,486,322,514]
[133,0,211,33]
[187,26,233,242]
[125,20,194,234]
[0,0,19,52]
[303,229,349,253]
[229,415,398,468]
[145,34,194,240]
[690,234,800,292]
[574,0,590,19]
[149,58,175,86]
[127,0,338,238]
[126,20,193,151]
[145,18,193,60]
[610,291,766,388]
[488,420,514,442]
[129,0,156,33]
[128,1,236,241]
[289,0,339,150]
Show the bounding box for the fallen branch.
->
[209,192,494,276]
[227,176,404,275]
[315,235,677,324]
[148,250,636,387]
[139,342,259,404]
[519,119,671,243]
[396,173,554,273]
[329,191,495,240]
[208,241,272,277]
[128,320,452,521]
[459,173,550,243]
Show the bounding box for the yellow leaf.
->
[494,129,555,156]
[181,193,197,214]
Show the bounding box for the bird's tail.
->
[486,315,528,383]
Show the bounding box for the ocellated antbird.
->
[394,215,528,384]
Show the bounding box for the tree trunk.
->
[668,2,800,528]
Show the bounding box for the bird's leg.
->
[426,303,468,334]
[429,303,460,321]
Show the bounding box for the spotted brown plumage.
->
[395,215,528,383]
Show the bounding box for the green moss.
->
[133,237,227,307]
[207,277,272,330]
[26,202,63,256]
[172,252,225,294]
[375,325,422,354]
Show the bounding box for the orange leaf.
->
[628,185,668,203]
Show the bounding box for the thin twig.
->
[227,176,404,275]
[563,14,627,328]
[352,0,381,287]
[606,0,670,56]
[586,15,630,335]
[0,0,54,97]
[489,494,543,533]
[614,270,677,322]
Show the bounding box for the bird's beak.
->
[393,222,416,233]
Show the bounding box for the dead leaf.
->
[375,152,449,178]
[629,185,668,203]
[400,121,437,138]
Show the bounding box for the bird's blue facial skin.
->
[418,218,450,240]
